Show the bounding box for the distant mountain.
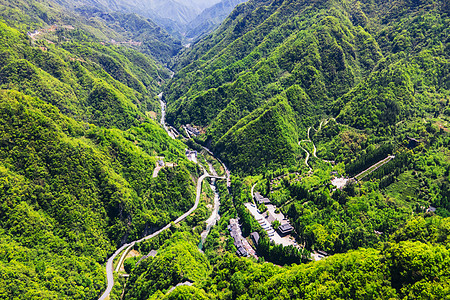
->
[0,0,183,63]
[52,0,245,40]
[74,7,183,62]
[186,0,247,40]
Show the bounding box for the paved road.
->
[251,183,257,201]
[299,120,332,170]
[201,146,231,188]
[99,172,226,299]
[199,181,220,247]
[99,91,229,299]
[299,141,312,173]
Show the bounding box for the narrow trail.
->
[299,141,312,173]
[251,183,257,201]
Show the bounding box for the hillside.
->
[0,3,203,298]
[0,89,201,298]
[44,0,241,41]
[165,0,449,174]
[0,0,183,63]
[0,9,172,130]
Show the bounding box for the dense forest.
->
[165,0,449,174]
[1,0,450,299]
[0,2,201,298]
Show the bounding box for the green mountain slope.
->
[0,18,170,130]
[0,89,199,298]
[185,0,248,40]
[214,95,301,173]
[123,232,211,300]
[0,2,210,298]
[165,0,449,173]
[0,0,183,63]
[123,236,450,299]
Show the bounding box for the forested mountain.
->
[166,0,449,174]
[0,0,183,63]
[125,241,450,299]
[0,88,200,297]
[0,2,201,298]
[1,0,450,299]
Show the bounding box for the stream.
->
[158,93,226,250]
[199,163,221,249]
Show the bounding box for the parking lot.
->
[245,203,298,247]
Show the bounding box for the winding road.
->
[99,172,225,300]
[299,140,312,172]
[98,91,227,300]
[251,183,257,201]
[299,120,331,171]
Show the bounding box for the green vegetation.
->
[123,232,210,300]
[0,0,182,63]
[0,18,172,130]
[166,0,449,175]
[123,239,450,299]
[1,0,450,299]
[0,89,200,297]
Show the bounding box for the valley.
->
[0,0,449,299]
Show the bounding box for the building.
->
[426,206,437,213]
[185,149,197,157]
[250,232,260,246]
[278,223,294,235]
[186,124,200,136]
[266,211,276,224]
[228,219,248,257]
[236,244,248,257]
[185,149,198,162]
[254,192,271,204]
[157,160,164,167]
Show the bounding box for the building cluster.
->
[265,210,294,235]
[185,124,200,137]
[228,219,248,257]
[185,149,198,162]
[254,192,271,204]
[278,223,294,235]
